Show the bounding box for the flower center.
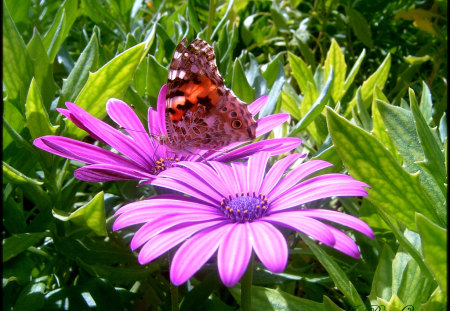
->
[219,193,269,222]
[151,157,179,175]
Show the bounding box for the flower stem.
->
[170,282,179,311]
[240,253,254,311]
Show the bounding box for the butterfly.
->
[163,38,257,154]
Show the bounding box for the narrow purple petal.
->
[268,160,334,200]
[270,174,369,212]
[106,99,157,157]
[248,96,268,116]
[57,106,106,143]
[259,153,304,195]
[155,167,222,203]
[247,152,270,194]
[231,162,248,194]
[175,161,227,197]
[264,213,336,246]
[255,113,290,137]
[326,226,361,258]
[218,223,252,286]
[157,84,168,135]
[74,164,154,182]
[34,136,144,169]
[208,161,238,195]
[131,212,223,250]
[296,209,375,239]
[247,221,288,273]
[64,102,154,170]
[138,220,225,264]
[170,223,235,286]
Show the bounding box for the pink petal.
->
[327,226,361,258]
[270,174,369,212]
[259,153,304,195]
[231,162,248,194]
[106,99,157,157]
[264,213,336,246]
[248,95,268,116]
[255,113,290,137]
[34,136,143,169]
[218,223,252,286]
[131,212,222,250]
[170,223,235,285]
[247,221,288,273]
[268,160,334,200]
[74,164,154,182]
[247,152,270,194]
[208,161,238,195]
[297,209,375,239]
[138,220,225,264]
[157,84,168,135]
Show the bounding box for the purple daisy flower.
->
[33,85,301,183]
[113,152,374,287]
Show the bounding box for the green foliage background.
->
[3,0,447,310]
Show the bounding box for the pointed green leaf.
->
[346,7,374,48]
[65,42,147,139]
[419,81,433,125]
[422,287,446,311]
[229,284,323,311]
[369,244,395,304]
[301,234,365,308]
[3,1,33,103]
[343,49,365,94]
[416,214,447,294]
[258,75,285,118]
[3,232,49,262]
[376,100,446,226]
[288,52,316,94]
[324,39,347,104]
[289,67,333,136]
[346,54,391,114]
[322,296,345,311]
[326,108,442,230]
[281,83,302,120]
[232,58,255,103]
[146,54,168,100]
[60,31,99,104]
[53,192,107,236]
[42,0,78,62]
[356,87,373,131]
[26,78,58,140]
[263,54,284,88]
[298,81,323,143]
[26,29,57,108]
[410,90,447,196]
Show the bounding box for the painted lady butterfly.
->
[164,38,257,154]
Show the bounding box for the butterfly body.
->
[164,39,256,153]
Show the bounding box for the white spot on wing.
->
[177,70,186,79]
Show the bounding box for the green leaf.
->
[229,284,323,311]
[281,83,301,120]
[65,42,147,139]
[3,232,48,262]
[187,0,201,33]
[232,58,255,103]
[3,1,33,103]
[324,39,347,104]
[60,31,99,104]
[25,78,59,140]
[288,52,316,94]
[53,192,107,236]
[416,214,447,294]
[301,234,365,308]
[322,296,345,311]
[422,287,447,311]
[263,54,284,88]
[343,49,365,95]
[368,244,394,304]
[376,100,446,226]
[346,54,391,115]
[410,89,447,198]
[355,87,373,131]
[289,67,333,136]
[26,29,57,108]
[258,74,285,118]
[42,0,78,62]
[419,81,433,124]
[326,108,441,231]
[3,99,27,150]
[298,81,323,143]
[346,6,374,48]
[146,54,168,101]
[14,282,46,310]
